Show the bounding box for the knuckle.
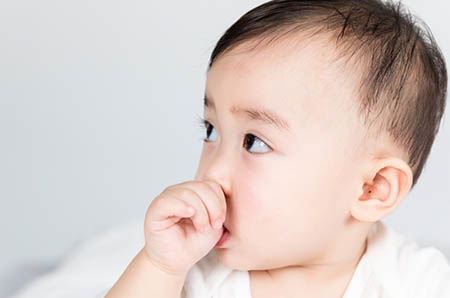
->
[204,180,219,191]
[177,187,198,200]
[178,187,207,213]
[162,184,175,193]
[207,182,227,215]
[196,181,212,194]
[184,183,221,225]
[203,181,223,202]
[150,196,163,208]
[212,182,223,194]
[193,210,208,229]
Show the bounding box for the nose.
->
[195,146,232,194]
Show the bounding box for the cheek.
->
[265,151,338,226]
[233,177,268,222]
[281,148,357,238]
[232,163,289,233]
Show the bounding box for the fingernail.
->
[213,221,222,229]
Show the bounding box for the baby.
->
[105,0,449,297]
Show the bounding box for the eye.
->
[243,133,271,153]
[203,120,218,142]
[196,116,272,154]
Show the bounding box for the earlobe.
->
[351,157,413,222]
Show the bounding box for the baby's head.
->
[194,0,447,271]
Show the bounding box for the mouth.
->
[220,222,230,235]
[215,226,230,247]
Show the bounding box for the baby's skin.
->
[106,32,413,298]
[104,179,228,298]
[143,179,228,276]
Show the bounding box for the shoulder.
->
[399,243,450,297]
[365,221,450,297]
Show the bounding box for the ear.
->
[350,157,413,222]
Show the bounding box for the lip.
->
[223,222,230,233]
[215,227,230,247]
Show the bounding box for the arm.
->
[105,179,226,298]
[105,247,187,298]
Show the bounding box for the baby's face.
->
[195,35,368,270]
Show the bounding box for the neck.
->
[258,222,372,297]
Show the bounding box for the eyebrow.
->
[204,94,292,133]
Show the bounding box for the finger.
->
[165,187,211,233]
[202,180,227,222]
[180,181,224,230]
[147,196,195,231]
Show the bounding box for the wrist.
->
[140,248,189,280]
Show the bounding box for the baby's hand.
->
[143,180,227,276]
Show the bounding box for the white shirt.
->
[9,219,450,298]
[181,221,450,298]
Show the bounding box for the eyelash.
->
[194,114,272,153]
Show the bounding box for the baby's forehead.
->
[206,34,362,128]
[212,33,348,78]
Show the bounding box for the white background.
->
[1,0,449,296]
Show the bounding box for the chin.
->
[215,248,252,271]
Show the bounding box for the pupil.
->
[246,135,254,148]
[207,125,212,138]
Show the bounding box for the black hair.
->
[207,0,447,189]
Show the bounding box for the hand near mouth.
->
[143,179,227,276]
